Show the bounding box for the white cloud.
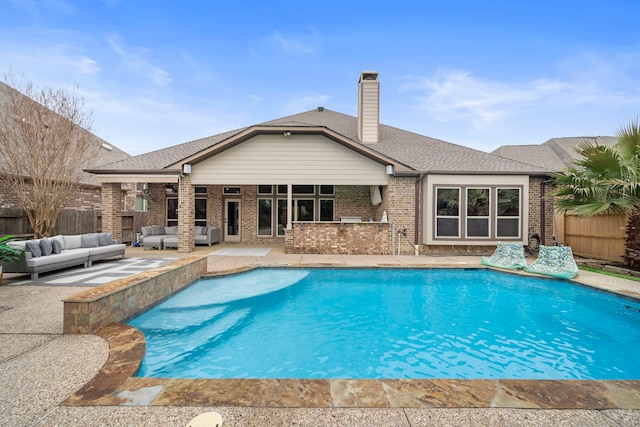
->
[268,29,317,54]
[403,70,566,128]
[108,37,172,86]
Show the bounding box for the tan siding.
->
[358,79,379,143]
[190,134,389,185]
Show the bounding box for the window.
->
[436,187,460,237]
[466,188,490,238]
[258,199,273,235]
[167,197,178,227]
[166,196,208,227]
[195,198,207,227]
[319,185,334,195]
[258,185,273,195]
[297,199,314,221]
[223,187,241,194]
[433,185,522,240]
[320,199,334,221]
[277,199,287,235]
[277,185,317,195]
[195,186,207,194]
[261,185,336,236]
[135,195,148,212]
[496,188,520,238]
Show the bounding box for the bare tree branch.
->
[0,73,100,238]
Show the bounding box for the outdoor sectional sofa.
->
[140,225,220,250]
[2,233,126,281]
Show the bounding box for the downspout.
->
[415,173,426,246]
[540,179,546,245]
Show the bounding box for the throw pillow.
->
[164,226,177,235]
[106,233,114,245]
[195,225,204,235]
[64,235,83,250]
[97,233,109,246]
[81,234,100,248]
[39,238,53,256]
[52,235,66,250]
[202,226,209,235]
[141,226,152,237]
[151,226,165,235]
[26,240,43,257]
[51,238,63,254]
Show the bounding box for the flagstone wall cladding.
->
[63,256,207,334]
[290,222,392,254]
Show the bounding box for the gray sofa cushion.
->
[26,240,43,257]
[141,226,152,237]
[81,234,100,248]
[151,226,165,235]
[51,239,63,254]
[164,226,177,235]
[87,244,126,257]
[64,235,83,250]
[97,233,112,246]
[26,248,87,267]
[39,238,53,256]
[52,235,66,250]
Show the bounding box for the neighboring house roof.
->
[0,81,131,186]
[492,136,618,172]
[92,108,549,176]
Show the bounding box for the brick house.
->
[88,72,552,254]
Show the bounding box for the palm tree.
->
[551,118,640,215]
[551,118,640,267]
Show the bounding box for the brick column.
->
[101,183,123,242]
[383,176,416,254]
[177,175,195,253]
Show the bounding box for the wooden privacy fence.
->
[555,212,628,262]
[0,209,147,243]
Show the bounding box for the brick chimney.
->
[357,71,380,144]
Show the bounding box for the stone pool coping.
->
[61,255,640,410]
[63,322,640,409]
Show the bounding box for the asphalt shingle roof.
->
[492,136,618,172]
[93,108,550,175]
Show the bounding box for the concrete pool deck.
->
[1,245,640,426]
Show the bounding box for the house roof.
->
[492,136,618,172]
[0,81,131,186]
[91,108,550,176]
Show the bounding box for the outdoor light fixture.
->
[284,131,291,137]
[182,164,192,174]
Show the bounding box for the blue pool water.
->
[129,268,640,380]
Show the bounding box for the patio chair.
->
[480,241,527,270]
[187,411,222,427]
[524,245,579,279]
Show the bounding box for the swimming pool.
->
[129,268,640,380]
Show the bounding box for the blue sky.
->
[1,0,639,156]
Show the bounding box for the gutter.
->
[415,173,426,245]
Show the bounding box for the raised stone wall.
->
[63,255,207,334]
